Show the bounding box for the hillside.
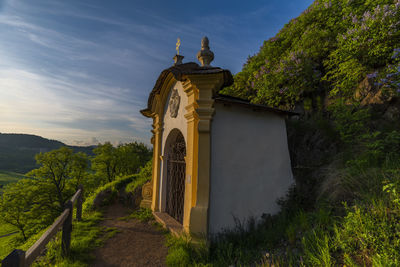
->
[162,0,400,266]
[0,133,95,173]
[223,0,400,113]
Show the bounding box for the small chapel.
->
[140,37,294,237]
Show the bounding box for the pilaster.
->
[182,73,225,236]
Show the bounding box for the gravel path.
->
[91,203,168,267]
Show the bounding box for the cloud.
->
[0,65,151,145]
[0,0,313,147]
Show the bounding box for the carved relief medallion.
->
[169,88,180,118]
[142,181,153,200]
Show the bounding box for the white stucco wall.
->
[159,81,188,211]
[208,102,294,234]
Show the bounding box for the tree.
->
[92,142,119,183]
[27,147,88,214]
[116,142,152,176]
[92,142,152,183]
[0,179,38,240]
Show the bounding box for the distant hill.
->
[0,133,95,173]
[0,171,27,188]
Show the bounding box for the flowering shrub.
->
[326,1,400,97]
[222,0,400,109]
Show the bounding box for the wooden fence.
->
[2,186,83,267]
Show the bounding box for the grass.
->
[163,162,400,266]
[1,194,117,265]
[83,174,137,212]
[0,234,20,260]
[0,222,18,236]
[0,223,21,260]
[0,171,26,187]
[125,160,152,195]
[119,208,154,223]
[30,210,118,267]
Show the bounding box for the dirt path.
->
[91,203,168,267]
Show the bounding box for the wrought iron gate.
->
[165,132,186,224]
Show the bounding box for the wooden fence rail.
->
[2,186,83,267]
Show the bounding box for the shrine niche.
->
[140,37,295,237]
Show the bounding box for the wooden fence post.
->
[77,185,83,221]
[2,249,25,267]
[61,200,72,257]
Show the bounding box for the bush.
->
[125,160,152,194]
[83,175,137,212]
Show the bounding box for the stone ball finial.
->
[201,36,209,48]
[197,36,214,67]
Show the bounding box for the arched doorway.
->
[165,130,186,223]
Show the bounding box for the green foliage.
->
[92,142,119,183]
[27,147,89,214]
[0,141,151,264]
[83,175,137,212]
[199,1,400,266]
[30,210,116,266]
[91,142,151,184]
[0,179,42,240]
[125,159,152,194]
[302,230,332,266]
[223,0,400,110]
[122,208,154,223]
[165,235,210,267]
[329,100,371,144]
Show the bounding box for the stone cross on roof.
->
[173,37,184,66]
[176,38,181,55]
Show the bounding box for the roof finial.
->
[173,37,184,66]
[197,36,214,67]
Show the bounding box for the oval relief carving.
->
[142,182,153,200]
[169,88,180,118]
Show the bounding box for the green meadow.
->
[0,171,26,187]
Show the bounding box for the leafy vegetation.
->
[165,0,400,266]
[0,140,151,264]
[121,208,154,223]
[125,159,152,194]
[27,147,89,214]
[92,142,152,183]
[29,210,117,267]
[83,174,137,212]
[222,0,400,110]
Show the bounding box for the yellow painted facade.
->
[140,69,228,237]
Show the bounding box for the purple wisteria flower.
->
[352,15,358,24]
[392,48,400,59]
[363,11,371,21]
[270,37,278,42]
[367,71,378,79]
[324,1,332,9]
[279,87,288,94]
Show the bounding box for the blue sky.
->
[0,0,313,146]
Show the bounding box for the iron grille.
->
[165,133,186,224]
